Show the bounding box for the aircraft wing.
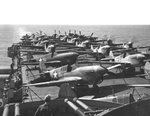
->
[113,43,124,46]
[57,44,80,48]
[113,48,136,53]
[94,39,107,42]
[137,46,150,49]
[144,59,150,62]
[21,45,44,49]
[76,51,92,54]
[127,84,150,87]
[21,60,61,65]
[23,76,82,87]
[44,61,61,65]
[100,58,114,61]
[55,48,82,54]
[78,61,130,65]
[19,50,48,54]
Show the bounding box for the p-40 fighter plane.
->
[127,61,150,87]
[100,51,146,66]
[21,52,79,71]
[23,63,121,88]
[79,49,146,68]
[20,40,85,55]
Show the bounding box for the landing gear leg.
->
[92,84,99,94]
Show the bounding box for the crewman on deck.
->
[34,94,54,116]
[50,42,56,57]
[107,39,113,46]
[10,62,14,77]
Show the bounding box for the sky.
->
[0,0,150,25]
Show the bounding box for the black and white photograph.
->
[0,0,150,116]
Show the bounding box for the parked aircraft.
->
[101,51,146,66]
[23,64,121,88]
[128,61,150,87]
[21,52,79,70]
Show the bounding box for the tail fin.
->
[98,44,101,49]
[91,45,98,52]
[44,43,48,52]
[109,50,115,58]
[144,62,150,80]
[39,58,47,72]
[75,40,79,46]
[90,44,94,51]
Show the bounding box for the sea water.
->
[0,25,150,66]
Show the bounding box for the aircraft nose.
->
[73,52,79,57]
[137,54,145,65]
[96,66,107,77]
[93,65,108,84]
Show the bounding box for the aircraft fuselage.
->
[33,65,107,86]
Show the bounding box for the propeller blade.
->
[90,33,93,37]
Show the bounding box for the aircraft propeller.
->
[96,49,118,80]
